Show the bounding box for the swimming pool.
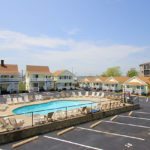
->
[13,100,96,115]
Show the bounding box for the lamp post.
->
[123,85,126,104]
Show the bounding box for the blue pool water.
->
[13,100,95,115]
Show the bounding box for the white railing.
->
[125,88,133,93]
[30,87,39,92]
[30,78,52,82]
[135,89,143,95]
[0,78,21,82]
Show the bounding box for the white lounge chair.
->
[0,104,8,111]
[95,92,100,97]
[35,95,40,100]
[0,118,14,131]
[18,97,24,103]
[78,91,82,97]
[91,92,96,97]
[8,118,24,129]
[85,91,89,97]
[33,115,46,125]
[24,95,29,103]
[39,95,43,100]
[67,110,74,118]
[100,92,105,98]
[6,98,12,105]
[72,108,81,116]
[80,106,88,115]
[56,110,66,120]
[52,112,60,121]
[72,92,77,97]
[12,98,18,104]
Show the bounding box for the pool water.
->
[13,100,95,115]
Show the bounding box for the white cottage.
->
[103,77,129,92]
[0,60,20,94]
[53,70,76,90]
[79,77,94,89]
[79,76,107,90]
[25,65,53,92]
[123,76,150,95]
[93,77,108,90]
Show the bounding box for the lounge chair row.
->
[6,94,43,105]
[72,91,105,98]
[106,94,122,100]
[33,105,100,125]
[101,101,122,111]
[0,117,24,131]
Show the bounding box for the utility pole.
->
[21,69,24,82]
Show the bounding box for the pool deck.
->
[0,97,117,132]
[0,97,109,116]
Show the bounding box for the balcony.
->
[0,78,21,82]
[30,78,52,82]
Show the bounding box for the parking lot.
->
[1,97,150,150]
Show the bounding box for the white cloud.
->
[0,30,147,75]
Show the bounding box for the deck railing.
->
[30,78,52,82]
[0,78,21,82]
[0,102,99,133]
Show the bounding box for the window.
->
[35,74,38,78]
[141,86,144,89]
[137,86,140,89]
[33,83,38,87]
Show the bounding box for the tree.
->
[102,66,122,77]
[19,82,26,92]
[127,68,138,77]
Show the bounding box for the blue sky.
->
[0,0,150,75]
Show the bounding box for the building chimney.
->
[1,60,4,66]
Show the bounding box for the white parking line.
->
[44,136,103,150]
[77,127,145,141]
[119,115,150,121]
[133,111,150,115]
[103,120,150,129]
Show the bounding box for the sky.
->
[0,0,150,76]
